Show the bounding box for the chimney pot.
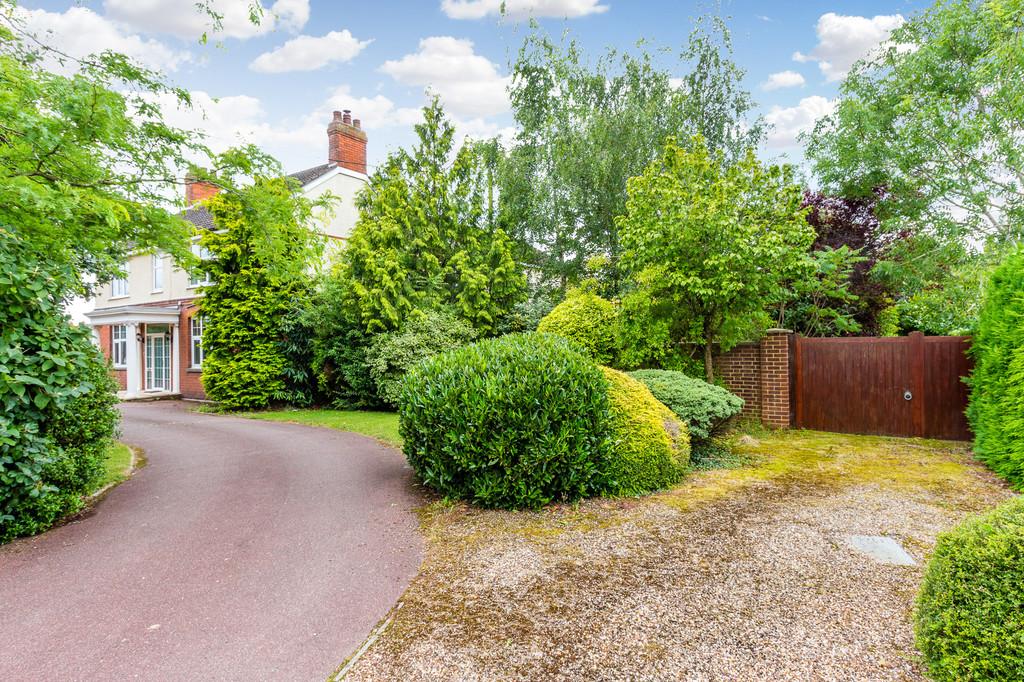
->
[342,110,352,125]
[353,119,361,129]
[333,110,342,120]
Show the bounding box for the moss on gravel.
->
[339,429,1013,682]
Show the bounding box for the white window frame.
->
[111,262,129,298]
[111,325,128,368]
[188,243,214,288]
[190,315,205,369]
[151,253,165,292]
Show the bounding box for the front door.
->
[145,325,172,391]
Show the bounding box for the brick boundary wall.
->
[714,328,792,429]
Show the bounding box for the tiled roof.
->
[288,163,337,186]
[183,206,214,230]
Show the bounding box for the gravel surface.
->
[341,432,1013,681]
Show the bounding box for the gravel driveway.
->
[0,401,423,681]
[342,431,1013,681]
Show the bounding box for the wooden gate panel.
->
[792,334,972,440]
[923,337,973,440]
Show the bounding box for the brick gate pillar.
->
[759,329,792,428]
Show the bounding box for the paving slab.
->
[845,534,917,566]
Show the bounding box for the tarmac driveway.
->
[0,401,423,681]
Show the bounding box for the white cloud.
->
[764,95,835,148]
[103,0,310,40]
[441,0,609,19]
[14,6,189,73]
[761,70,805,91]
[250,30,372,73]
[796,12,904,81]
[381,36,510,118]
[150,84,423,172]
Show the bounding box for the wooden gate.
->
[791,333,972,440]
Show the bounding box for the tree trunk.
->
[704,326,715,384]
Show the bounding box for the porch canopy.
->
[85,304,182,398]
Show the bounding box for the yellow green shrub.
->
[600,367,690,495]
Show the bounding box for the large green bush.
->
[366,310,477,407]
[628,370,744,441]
[915,496,1024,681]
[600,367,689,495]
[199,178,322,410]
[966,247,1024,488]
[1,239,120,543]
[537,287,618,364]
[399,333,612,509]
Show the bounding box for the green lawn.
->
[97,442,134,490]
[241,409,402,446]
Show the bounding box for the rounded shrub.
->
[628,370,744,441]
[537,287,618,364]
[367,309,477,407]
[915,496,1024,681]
[600,367,689,496]
[398,333,612,509]
[967,246,1024,488]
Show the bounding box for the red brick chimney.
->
[184,172,220,206]
[327,109,368,174]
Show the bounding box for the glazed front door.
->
[145,325,172,391]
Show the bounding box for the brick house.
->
[85,111,369,400]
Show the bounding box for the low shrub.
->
[537,287,618,364]
[967,246,1024,488]
[366,310,477,407]
[599,367,689,495]
[398,333,612,509]
[915,496,1024,681]
[628,370,744,441]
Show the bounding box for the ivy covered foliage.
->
[399,333,612,509]
[536,286,619,364]
[915,496,1024,681]
[600,367,689,496]
[335,99,525,335]
[366,310,477,407]
[966,247,1024,488]
[1,239,119,542]
[198,171,327,410]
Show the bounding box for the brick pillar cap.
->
[765,328,792,334]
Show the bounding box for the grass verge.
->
[239,409,402,446]
[95,442,134,491]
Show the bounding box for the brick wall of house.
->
[95,323,127,390]
[715,329,792,428]
[179,302,206,400]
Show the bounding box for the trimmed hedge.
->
[915,496,1024,681]
[967,247,1024,488]
[628,370,744,441]
[398,333,612,509]
[600,367,689,495]
[537,287,618,364]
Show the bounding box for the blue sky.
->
[19,0,932,175]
